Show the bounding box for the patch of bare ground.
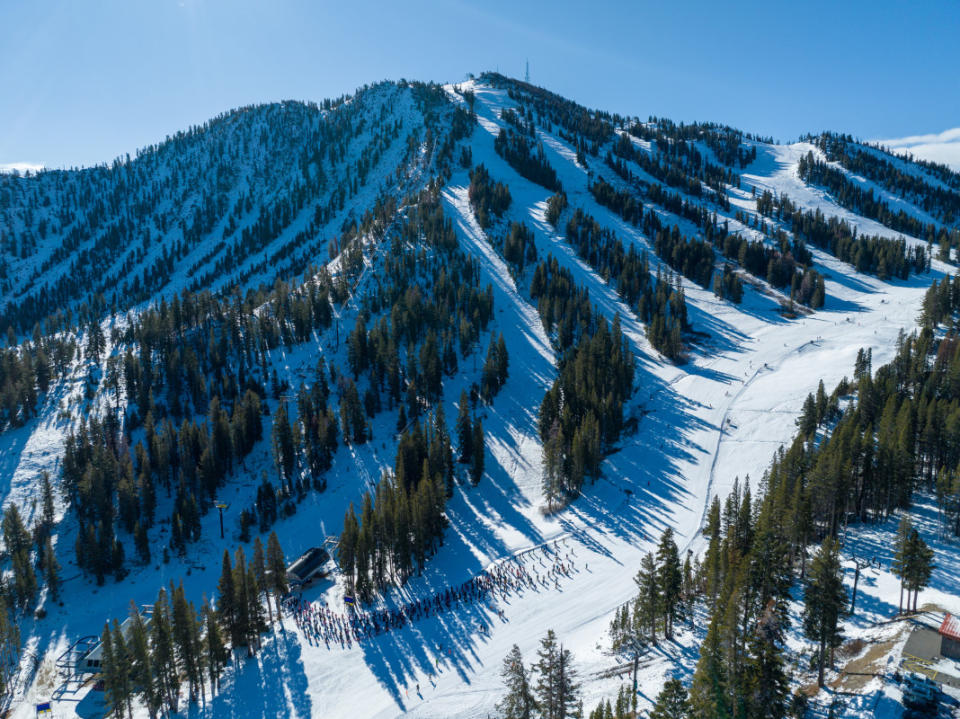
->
[830,639,896,692]
[838,621,918,692]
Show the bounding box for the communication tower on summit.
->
[525,59,530,83]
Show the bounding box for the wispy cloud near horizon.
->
[875,127,960,171]
[0,162,44,174]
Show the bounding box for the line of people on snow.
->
[286,539,581,649]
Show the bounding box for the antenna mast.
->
[525,59,530,83]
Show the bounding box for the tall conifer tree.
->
[802,538,847,687]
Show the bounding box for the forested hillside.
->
[1,73,959,719]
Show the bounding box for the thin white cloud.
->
[875,127,960,171]
[0,162,44,174]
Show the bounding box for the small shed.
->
[286,547,331,586]
[939,613,960,660]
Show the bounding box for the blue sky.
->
[2,0,958,170]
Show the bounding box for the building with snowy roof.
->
[80,608,152,675]
[286,546,331,587]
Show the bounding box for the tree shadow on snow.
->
[355,582,497,709]
[557,370,715,554]
[191,631,313,719]
[683,302,759,357]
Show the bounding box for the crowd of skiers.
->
[286,539,581,650]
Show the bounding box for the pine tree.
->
[682,553,696,622]
[233,547,253,655]
[209,396,234,483]
[797,393,817,437]
[496,332,509,387]
[703,497,723,600]
[245,561,265,652]
[10,545,36,609]
[587,699,611,719]
[744,601,789,719]
[134,522,151,564]
[40,469,55,532]
[688,612,729,719]
[100,622,123,719]
[267,531,288,619]
[481,335,500,402]
[151,588,180,714]
[253,537,271,623]
[419,330,443,402]
[272,399,296,489]
[609,601,645,702]
[812,274,826,309]
[216,550,237,645]
[0,602,20,700]
[111,618,134,718]
[649,677,690,719]
[891,515,912,614]
[635,552,660,642]
[456,390,472,463]
[802,537,847,687]
[43,537,61,601]
[340,378,368,443]
[904,528,935,613]
[347,315,368,377]
[356,492,375,595]
[719,568,747,719]
[3,503,35,608]
[203,597,228,694]
[615,685,631,719]
[815,380,828,424]
[431,405,455,497]
[470,418,485,485]
[86,321,105,363]
[533,630,580,719]
[555,641,580,719]
[497,644,537,719]
[542,419,564,511]
[534,630,560,719]
[656,528,683,639]
[128,602,160,719]
[745,519,792,624]
[171,581,202,703]
[339,504,359,594]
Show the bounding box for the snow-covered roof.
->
[287,547,330,583]
[939,613,960,641]
[84,610,152,667]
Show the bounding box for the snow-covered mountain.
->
[2,73,959,719]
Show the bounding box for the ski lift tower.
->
[216,502,229,539]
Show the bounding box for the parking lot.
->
[902,625,960,690]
